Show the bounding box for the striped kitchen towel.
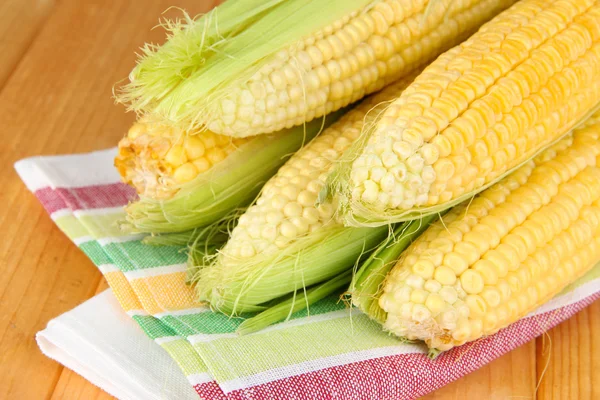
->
[16,148,600,400]
[36,289,200,400]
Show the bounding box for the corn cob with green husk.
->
[116,119,249,200]
[352,113,600,352]
[330,0,600,227]
[192,75,423,315]
[116,0,517,137]
[116,114,342,234]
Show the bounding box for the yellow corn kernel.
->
[433,266,457,286]
[193,158,211,174]
[164,145,187,167]
[173,163,198,183]
[184,136,206,159]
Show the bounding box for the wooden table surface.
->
[0,1,598,399]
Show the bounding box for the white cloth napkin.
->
[36,290,199,400]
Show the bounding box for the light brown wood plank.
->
[0,0,214,399]
[0,0,54,89]
[0,194,104,399]
[536,300,600,400]
[421,341,537,399]
[51,369,117,400]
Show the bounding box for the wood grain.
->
[0,0,597,399]
[422,341,537,400]
[0,0,212,399]
[0,0,54,88]
[52,368,117,400]
[536,301,600,400]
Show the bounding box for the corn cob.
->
[194,76,421,314]
[118,112,343,234]
[374,116,600,351]
[333,0,600,227]
[117,0,516,137]
[115,119,248,199]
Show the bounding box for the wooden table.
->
[0,1,597,399]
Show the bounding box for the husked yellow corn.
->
[115,119,247,199]
[378,116,600,351]
[344,0,600,223]
[205,0,517,137]
[218,76,417,265]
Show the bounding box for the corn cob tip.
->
[115,118,247,199]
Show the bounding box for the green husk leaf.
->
[350,213,440,323]
[186,243,221,284]
[142,230,196,247]
[121,110,344,234]
[116,0,373,130]
[236,270,352,335]
[194,224,389,315]
[141,227,228,247]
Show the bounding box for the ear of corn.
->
[350,214,441,323]
[331,0,600,227]
[192,76,422,315]
[117,0,516,137]
[118,111,343,234]
[115,119,249,200]
[366,115,600,351]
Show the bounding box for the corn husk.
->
[122,111,343,233]
[194,224,389,314]
[236,270,353,335]
[350,214,440,323]
[116,0,372,131]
